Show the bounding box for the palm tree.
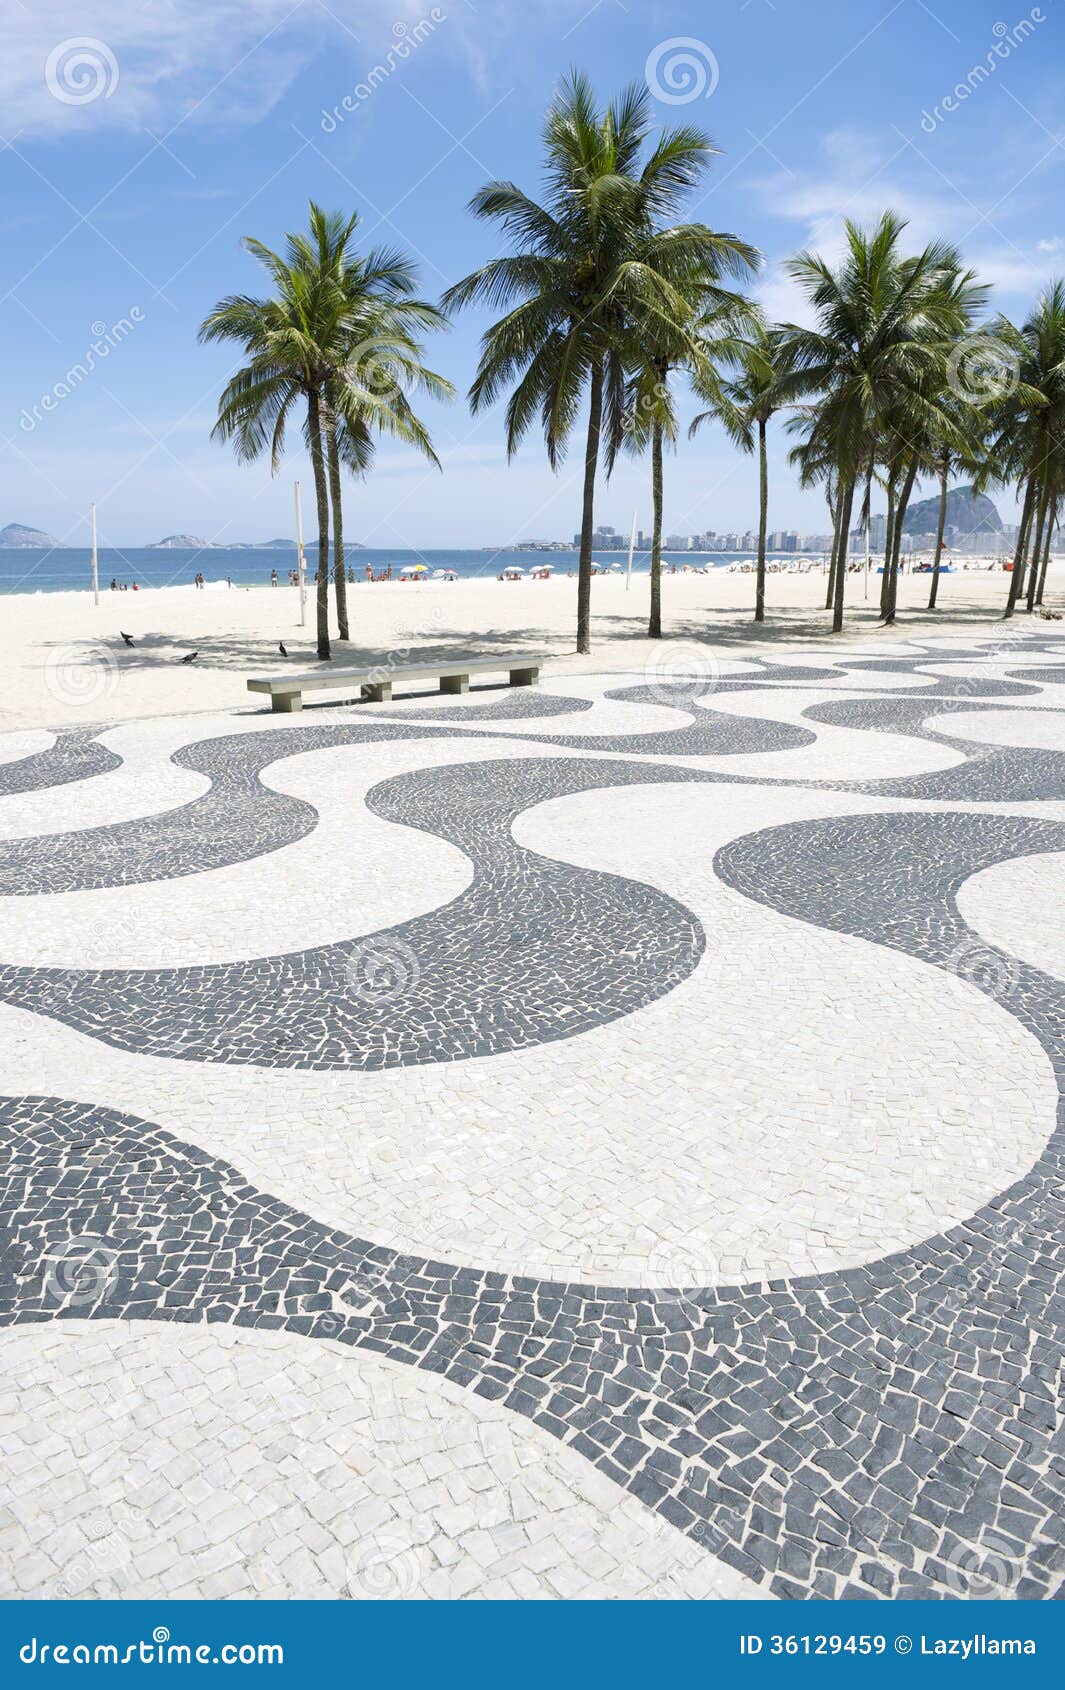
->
[201,205,452,656]
[624,271,759,636]
[243,206,452,644]
[692,324,803,623]
[201,231,343,657]
[312,225,453,640]
[984,286,1065,617]
[444,70,734,654]
[784,214,984,633]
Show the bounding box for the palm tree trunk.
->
[1005,477,1036,617]
[879,474,897,618]
[648,419,664,638]
[576,358,603,656]
[1026,486,1050,614]
[754,417,768,624]
[306,386,332,661]
[928,454,949,610]
[324,398,349,642]
[831,478,855,634]
[884,458,917,625]
[1036,499,1056,605]
[825,496,843,610]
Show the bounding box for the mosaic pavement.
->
[1,630,1063,1602]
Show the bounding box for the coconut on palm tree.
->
[444,70,738,653]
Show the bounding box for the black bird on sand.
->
[180,651,199,664]
[120,632,134,647]
[279,641,288,657]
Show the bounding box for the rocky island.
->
[0,523,61,548]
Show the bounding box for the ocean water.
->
[0,546,794,595]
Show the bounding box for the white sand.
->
[3,563,1061,730]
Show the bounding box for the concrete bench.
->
[247,654,545,713]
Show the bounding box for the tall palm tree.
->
[444,71,733,654]
[983,286,1065,617]
[784,214,984,633]
[624,273,759,636]
[201,206,451,657]
[301,215,453,640]
[201,233,343,657]
[691,324,803,623]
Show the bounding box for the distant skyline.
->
[2,0,1062,546]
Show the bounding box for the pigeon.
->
[120,631,134,647]
[180,651,199,664]
[279,641,288,657]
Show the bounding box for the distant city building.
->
[573,524,625,548]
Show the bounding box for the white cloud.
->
[750,128,1063,323]
[2,1,318,136]
[3,0,501,138]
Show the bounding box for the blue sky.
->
[2,0,1062,547]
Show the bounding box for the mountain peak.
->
[0,522,60,548]
[901,484,1003,537]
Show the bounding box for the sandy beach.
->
[3,562,1061,730]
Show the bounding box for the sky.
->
[2,0,1063,548]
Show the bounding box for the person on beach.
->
[270,569,278,587]
[110,578,117,591]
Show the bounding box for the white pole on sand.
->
[90,502,99,606]
[294,481,307,628]
[625,510,637,591]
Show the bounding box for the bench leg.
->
[271,693,302,713]
[509,666,539,687]
[361,681,392,703]
[440,674,469,694]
